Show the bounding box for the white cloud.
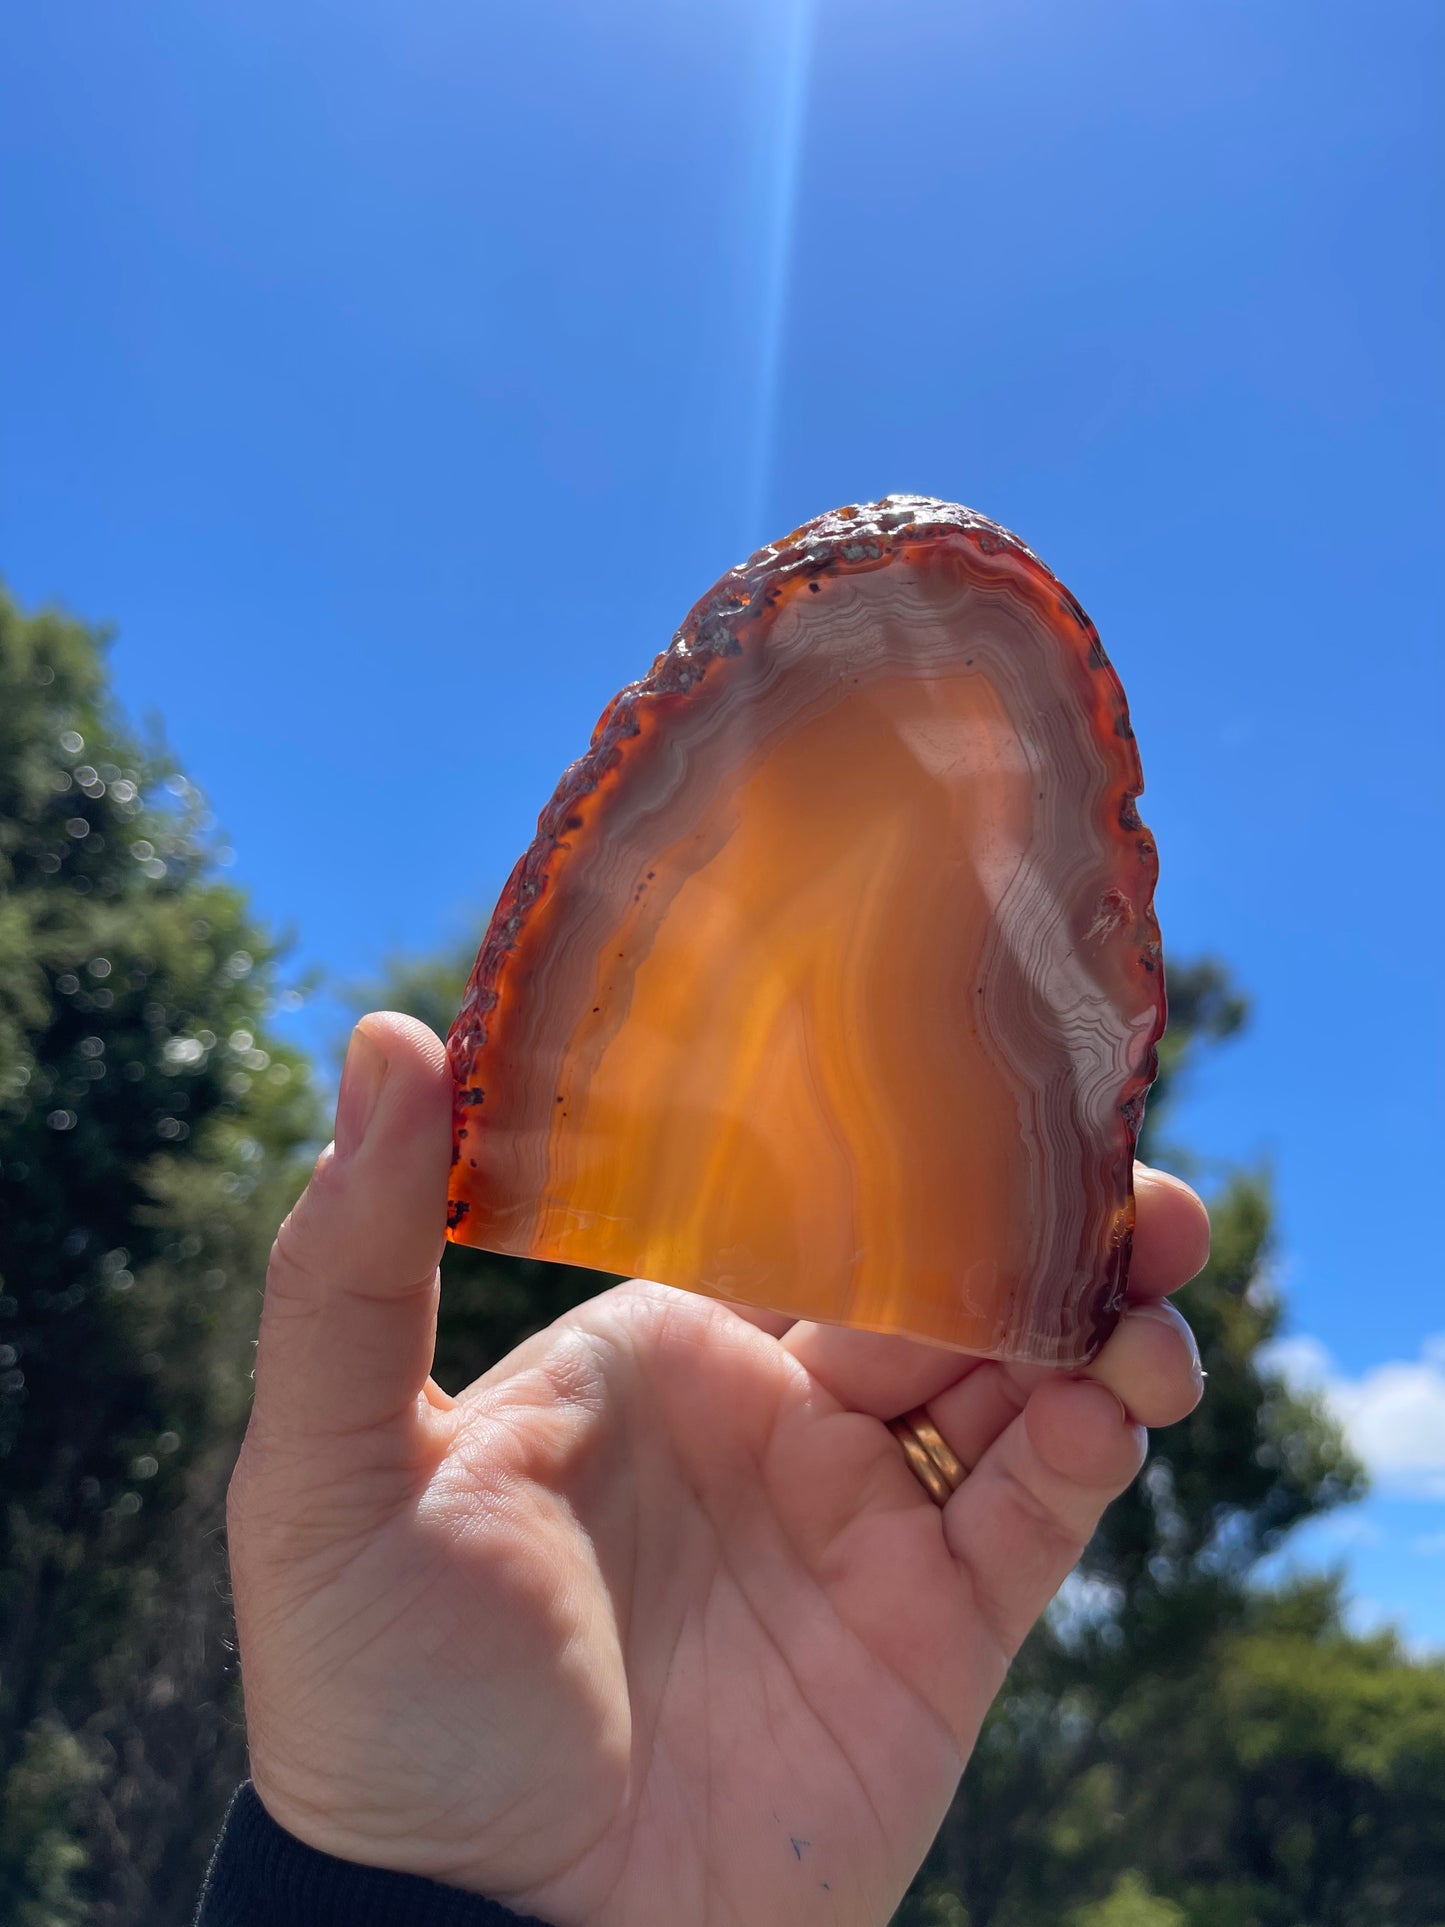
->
[1262,1332,1445,1501]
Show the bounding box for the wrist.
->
[199,1783,556,1927]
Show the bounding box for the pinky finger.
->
[943,1377,1146,1658]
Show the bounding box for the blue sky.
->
[3,1,1441,1640]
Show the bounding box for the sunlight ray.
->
[742,0,818,548]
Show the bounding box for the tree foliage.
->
[0,588,318,1924]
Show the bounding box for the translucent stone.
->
[446,498,1164,1364]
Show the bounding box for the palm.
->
[230,1017,1207,1927]
[458,1286,981,1926]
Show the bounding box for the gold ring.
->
[888,1407,968,1508]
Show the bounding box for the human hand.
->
[228,1012,1208,1927]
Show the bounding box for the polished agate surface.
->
[446,497,1164,1364]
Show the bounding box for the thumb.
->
[250,1012,453,1448]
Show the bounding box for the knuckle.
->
[226,1443,262,1549]
[997,1457,1090,1565]
[266,1196,331,1301]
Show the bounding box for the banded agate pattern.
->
[446,497,1164,1364]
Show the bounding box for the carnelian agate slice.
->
[446,498,1164,1365]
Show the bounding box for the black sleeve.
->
[196,1783,555,1927]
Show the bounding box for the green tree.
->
[1189,1595,1445,1923]
[0,588,318,1925]
[1073,1872,1187,1927]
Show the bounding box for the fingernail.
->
[335,1025,388,1159]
